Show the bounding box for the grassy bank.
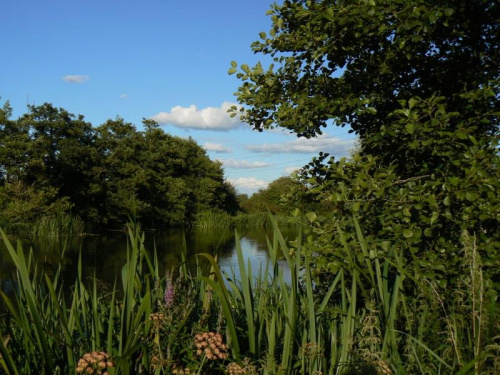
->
[0,218,498,374]
[193,211,297,229]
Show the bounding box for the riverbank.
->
[1,218,497,374]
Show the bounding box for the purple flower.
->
[164,273,175,307]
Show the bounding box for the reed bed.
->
[5,211,86,242]
[194,211,297,229]
[0,218,498,374]
[29,213,85,238]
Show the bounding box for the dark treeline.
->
[0,102,238,232]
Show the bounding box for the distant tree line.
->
[0,102,239,232]
[237,176,300,215]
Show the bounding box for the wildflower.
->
[149,312,167,330]
[226,362,244,375]
[164,272,175,307]
[172,366,192,375]
[374,360,392,375]
[194,332,228,360]
[226,358,258,375]
[76,351,114,375]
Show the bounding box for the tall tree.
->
[0,103,239,231]
[23,104,102,223]
[231,0,500,289]
[0,101,30,183]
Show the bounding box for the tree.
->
[231,0,499,290]
[94,118,238,228]
[231,0,498,145]
[0,100,30,183]
[241,176,301,214]
[0,103,239,231]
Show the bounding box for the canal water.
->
[0,226,298,294]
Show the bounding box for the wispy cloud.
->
[228,177,269,195]
[151,101,242,131]
[203,142,232,153]
[120,93,129,99]
[245,134,355,155]
[219,159,271,169]
[62,75,89,84]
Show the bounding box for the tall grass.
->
[31,212,85,238]
[5,210,86,239]
[0,218,498,374]
[0,223,157,374]
[194,210,297,229]
[194,211,234,229]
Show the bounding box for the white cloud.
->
[62,75,89,84]
[228,177,269,195]
[245,134,356,155]
[120,93,129,99]
[219,159,270,169]
[151,101,242,131]
[285,166,301,174]
[203,142,232,153]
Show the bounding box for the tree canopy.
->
[231,0,500,290]
[231,0,498,142]
[0,102,238,232]
[239,176,300,214]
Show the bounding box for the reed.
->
[0,217,498,374]
[193,211,234,229]
[193,211,298,229]
[30,212,85,238]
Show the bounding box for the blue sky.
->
[2,0,356,195]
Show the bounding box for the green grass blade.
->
[235,230,256,356]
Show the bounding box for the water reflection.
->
[0,226,297,293]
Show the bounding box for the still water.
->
[0,226,298,292]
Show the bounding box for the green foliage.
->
[194,210,296,229]
[1,219,498,374]
[194,210,234,229]
[240,177,302,214]
[297,133,499,291]
[0,179,72,233]
[0,104,239,231]
[231,0,500,294]
[230,0,499,141]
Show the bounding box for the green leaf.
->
[465,192,476,201]
[403,229,413,238]
[352,201,360,212]
[305,212,317,223]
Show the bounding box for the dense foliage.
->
[229,0,500,372]
[1,221,499,374]
[231,0,500,288]
[1,0,499,372]
[238,176,301,214]
[0,102,238,231]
